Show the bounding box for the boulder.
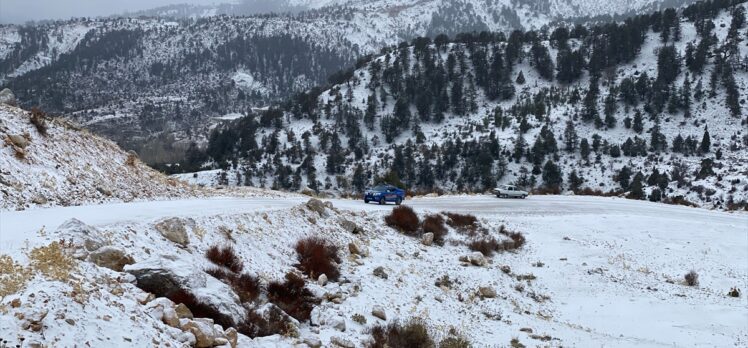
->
[7,134,29,149]
[182,319,216,348]
[88,246,135,272]
[371,306,386,321]
[339,219,361,234]
[421,232,434,246]
[306,198,328,217]
[162,306,180,327]
[175,303,193,319]
[224,327,238,348]
[478,286,497,298]
[372,266,388,280]
[154,218,190,247]
[329,316,346,332]
[124,254,246,325]
[318,274,328,286]
[330,336,355,348]
[303,336,322,348]
[460,252,487,266]
[348,241,369,257]
[0,88,16,106]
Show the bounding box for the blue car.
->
[364,184,405,205]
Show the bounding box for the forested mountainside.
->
[192,0,748,210]
[0,0,700,164]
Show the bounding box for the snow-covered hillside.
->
[0,194,745,347]
[193,1,748,210]
[0,0,705,165]
[0,104,201,211]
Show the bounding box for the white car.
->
[493,184,528,199]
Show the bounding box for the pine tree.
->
[542,159,563,190]
[564,118,578,152]
[617,166,632,191]
[580,138,591,163]
[699,126,711,153]
[352,164,366,192]
[632,110,644,134]
[516,70,526,85]
[513,135,526,163]
[568,170,584,192]
[628,173,645,199]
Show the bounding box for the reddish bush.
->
[237,305,294,338]
[444,212,477,229]
[422,214,447,246]
[206,245,244,273]
[267,272,319,321]
[294,237,341,281]
[231,273,261,303]
[385,206,420,235]
[367,319,435,348]
[468,237,500,256]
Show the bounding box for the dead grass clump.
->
[125,151,138,167]
[439,328,472,348]
[468,237,500,257]
[205,245,244,273]
[294,237,341,281]
[499,226,526,251]
[728,287,741,298]
[169,288,235,329]
[28,241,76,281]
[30,107,48,136]
[367,318,435,348]
[422,214,447,246]
[0,255,32,297]
[267,272,319,321]
[684,270,699,286]
[385,206,421,236]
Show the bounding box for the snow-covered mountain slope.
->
[194,1,748,210]
[0,104,201,211]
[0,195,746,346]
[0,1,702,164]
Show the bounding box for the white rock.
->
[371,306,387,320]
[421,232,434,246]
[318,274,328,286]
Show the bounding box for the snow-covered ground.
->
[1,194,745,347]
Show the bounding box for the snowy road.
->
[2,194,744,243]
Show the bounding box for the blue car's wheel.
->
[379,197,386,205]
[395,197,402,205]
[364,198,369,203]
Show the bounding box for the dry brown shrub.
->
[385,206,420,235]
[294,237,341,281]
[0,255,32,297]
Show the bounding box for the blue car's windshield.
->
[372,185,388,192]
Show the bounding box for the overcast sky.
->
[0,0,225,24]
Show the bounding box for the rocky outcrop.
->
[306,198,329,217]
[124,254,245,325]
[0,89,16,106]
[54,218,107,260]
